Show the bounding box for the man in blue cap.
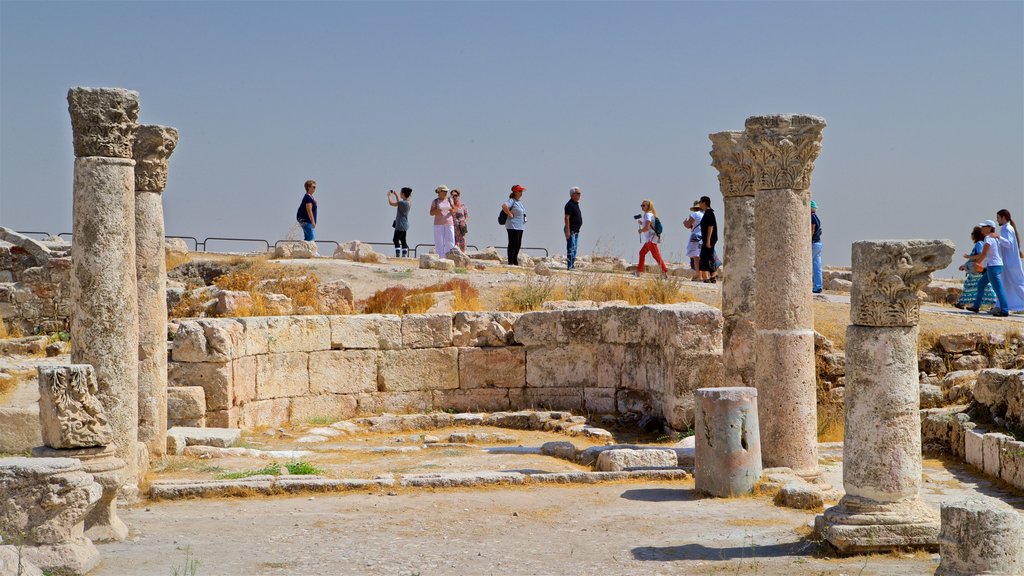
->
[811,200,823,293]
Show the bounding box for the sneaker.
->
[632,271,640,278]
[990,308,1008,317]
[966,307,979,313]
[661,271,669,280]
[994,311,1010,317]
[953,302,966,310]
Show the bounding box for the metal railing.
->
[166,235,200,252]
[12,231,52,240]
[410,243,481,258]
[414,244,548,258]
[201,237,272,253]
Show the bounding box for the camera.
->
[633,214,642,220]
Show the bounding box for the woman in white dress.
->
[683,201,703,275]
[996,209,1024,312]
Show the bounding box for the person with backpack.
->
[698,195,718,283]
[500,184,527,265]
[634,199,668,278]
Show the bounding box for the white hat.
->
[435,185,449,193]
[980,219,997,228]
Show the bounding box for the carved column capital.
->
[709,131,753,197]
[743,114,825,191]
[133,125,179,193]
[850,240,955,327]
[38,364,113,449]
[67,87,140,159]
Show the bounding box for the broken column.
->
[134,125,178,457]
[936,498,1024,575]
[68,87,142,495]
[33,365,128,543]
[816,239,954,553]
[694,387,762,497]
[746,114,825,478]
[709,131,756,386]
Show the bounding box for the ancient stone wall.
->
[166,304,724,431]
[0,236,72,336]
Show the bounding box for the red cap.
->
[511,184,526,193]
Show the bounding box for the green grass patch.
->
[305,415,335,426]
[217,464,282,479]
[284,460,323,475]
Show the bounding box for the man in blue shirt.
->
[564,187,583,270]
[296,180,318,241]
[811,200,823,293]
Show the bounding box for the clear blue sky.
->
[2,1,1021,274]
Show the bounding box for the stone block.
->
[1000,440,1024,488]
[941,370,978,404]
[596,344,625,389]
[432,389,511,413]
[513,310,561,345]
[937,498,1024,576]
[239,398,290,429]
[329,314,401,349]
[938,332,984,354]
[0,406,42,453]
[665,352,725,428]
[521,387,585,412]
[849,240,954,327]
[541,441,578,460]
[309,350,378,395]
[256,352,310,399]
[37,365,112,449]
[583,387,616,414]
[640,303,723,352]
[974,369,1024,420]
[167,386,206,420]
[595,448,677,471]
[205,408,240,429]
[168,361,233,411]
[526,345,598,388]
[920,383,944,409]
[559,308,602,343]
[402,313,453,348]
[458,347,525,389]
[920,408,954,452]
[171,319,242,362]
[166,427,240,454]
[234,317,271,356]
[965,428,986,470]
[617,389,655,415]
[354,391,433,414]
[289,394,358,425]
[983,433,1011,478]
[452,311,517,347]
[232,356,258,406]
[168,416,205,429]
[380,348,458,392]
[952,354,989,372]
[262,316,330,353]
[600,305,643,344]
[775,482,824,510]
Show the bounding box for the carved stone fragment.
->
[38,365,113,449]
[744,114,825,191]
[850,240,955,327]
[133,124,178,193]
[708,131,753,197]
[67,87,140,159]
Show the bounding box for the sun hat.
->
[511,184,526,193]
[435,185,449,193]
[810,200,818,209]
[980,219,997,228]
[690,200,702,210]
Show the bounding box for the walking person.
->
[564,187,583,270]
[430,185,456,258]
[965,220,1011,316]
[683,200,703,277]
[996,209,1024,312]
[698,196,718,283]
[451,189,469,252]
[296,179,318,241]
[501,184,527,265]
[634,199,668,278]
[387,187,412,257]
[955,225,997,310]
[811,200,823,293]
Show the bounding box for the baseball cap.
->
[511,184,526,193]
[980,219,997,228]
[810,200,818,209]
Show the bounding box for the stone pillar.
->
[709,131,755,386]
[936,498,1024,575]
[134,125,178,457]
[746,114,825,478]
[67,87,141,495]
[694,387,762,497]
[816,239,954,553]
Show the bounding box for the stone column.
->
[746,114,825,478]
[134,125,178,457]
[68,87,142,494]
[709,131,755,386]
[936,498,1024,575]
[694,387,762,497]
[816,239,954,553]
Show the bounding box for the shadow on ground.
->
[619,488,694,502]
[631,539,820,562]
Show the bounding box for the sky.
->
[1,1,1022,276]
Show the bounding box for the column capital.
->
[744,114,825,191]
[850,240,955,327]
[38,364,113,449]
[133,125,179,193]
[709,131,753,197]
[67,87,139,159]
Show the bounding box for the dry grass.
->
[817,397,844,442]
[361,278,480,315]
[501,274,693,312]
[165,251,192,271]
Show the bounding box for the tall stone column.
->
[68,87,142,494]
[134,125,178,457]
[746,114,826,478]
[709,131,755,386]
[817,240,954,553]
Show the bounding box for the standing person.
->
[966,220,1010,316]
[296,179,317,241]
[811,200,823,293]
[955,225,997,310]
[451,189,469,252]
[996,209,1024,312]
[634,199,668,278]
[387,187,412,257]
[683,200,703,276]
[698,196,718,283]
[502,184,527,265]
[430,185,455,257]
[564,187,583,270]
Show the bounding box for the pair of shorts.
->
[699,245,716,272]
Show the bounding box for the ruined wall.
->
[0,242,72,335]
[166,304,724,431]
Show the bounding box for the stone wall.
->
[0,237,72,335]
[166,304,724,431]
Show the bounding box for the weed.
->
[284,460,323,475]
[216,463,281,479]
[499,277,555,311]
[305,415,335,426]
[374,269,414,281]
[171,546,201,576]
[0,320,24,339]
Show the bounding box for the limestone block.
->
[920,352,947,376]
[418,253,455,270]
[526,344,598,388]
[273,241,317,259]
[0,546,44,576]
[595,449,677,471]
[402,313,453,348]
[937,498,1024,576]
[775,482,824,510]
[0,406,43,453]
[583,387,616,414]
[166,427,240,454]
[595,344,625,389]
[974,369,1024,420]
[540,441,578,461]
[920,383,944,409]
[133,124,178,192]
[260,316,330,353]
[559,308,602,344]
[167,386,206,420]
[216,290,255,315]
[171,319,241,362]
[952,354,988,372]
[379,348,458,392]
[617,389,655,416]
[849,240,955,327]
[826,278,852,292]
[67,87,139,158]
[1001,440,1024,488]
[640,303,723,352]
[694,387,761,498]
[204,408,240,429]
[940,370,978,404]
[517,387,584,413]
[939,332,984,354]
[289,394,358,425]
[950,414,974,459]
[329,314,402,349]
[982,433,1011,478]
[513,310,561,346]
[231,356,257,406]
[599,305,643,344]
[432,389,511,413]
[168,361,233,410]
[458,347,525,389]
[354,391,433,414]
[255,352,310,399]
[964,428,986,469]
[239,398,290,429]
[754,329,817,474]
[309,350,378,395]
[452,311,517,347]
[37,365,113,449]
[920,408,955,452]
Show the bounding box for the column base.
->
[33,445,129,542]
[815,495,939,553]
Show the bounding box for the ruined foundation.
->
[694,387,761,497]
[936,498,1024,575]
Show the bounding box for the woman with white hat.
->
[964,219,1010,316]
[430,185,456,258]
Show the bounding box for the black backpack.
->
[498,209,508,225]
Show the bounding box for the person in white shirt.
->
[964,219,1010,316]
[683,200,703,276]
[633,199,668,278]
[996,209,1024,312]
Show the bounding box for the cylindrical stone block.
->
[135,191,167,456]
[754,329,818,476]
[754,188,813,330]
[70,156,140,491]
[694,387,762,497]
[722,195,756,386]
[937,498,1024,576]
[32,445,128,543]
[844,324,921,501]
